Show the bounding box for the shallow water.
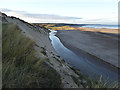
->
[49,30,118,82]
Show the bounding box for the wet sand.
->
[56,30,119,68]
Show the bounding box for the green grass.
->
[41,47,47,56]
[89,75,118,88]
[70,66,118,88]
[2,23,61,88]
[61,59,65,63]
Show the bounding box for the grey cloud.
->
[0,8,81,20]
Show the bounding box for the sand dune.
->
[1,13,81,88]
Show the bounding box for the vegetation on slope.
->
[2,23,61,88]
[70,67,118,88]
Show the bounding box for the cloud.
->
[0,8,117,25]
[0,8,81,23]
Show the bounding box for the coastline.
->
[55,30,119,69]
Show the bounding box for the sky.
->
[0,0,119,25]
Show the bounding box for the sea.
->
[82,24,118,29]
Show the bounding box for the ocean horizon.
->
[82,24,118,29]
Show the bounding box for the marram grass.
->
[2,23,61,88]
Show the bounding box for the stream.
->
[49,30,119,83]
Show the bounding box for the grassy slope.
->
[2,23,61,88]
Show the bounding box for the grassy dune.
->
[2,23,61,88]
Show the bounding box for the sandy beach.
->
[56,29,119,68]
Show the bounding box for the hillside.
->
[1,13,80,88]
[1,12,118,88]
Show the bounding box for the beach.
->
[56,29,119,68]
